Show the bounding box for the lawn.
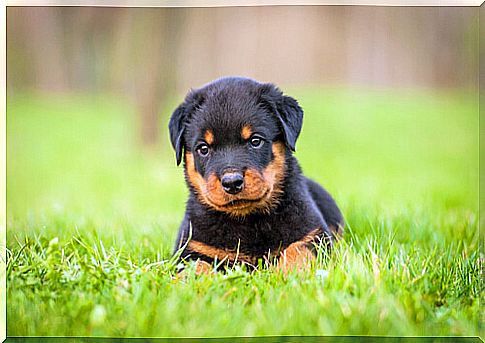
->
[6,88,482,337]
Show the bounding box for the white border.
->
[1,0,6,340]
[3,0,485,7]
[1,1,482,343]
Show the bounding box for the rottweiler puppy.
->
[169,76,343,274]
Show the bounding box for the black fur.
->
[169,76,344,268]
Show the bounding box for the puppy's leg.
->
[194,260,213,275]
[173,215,191,254]
[305,177,344,238]
[176,260,213,280]
[276,241,315,274]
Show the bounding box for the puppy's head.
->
[169,77,303,217]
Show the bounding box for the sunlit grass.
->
[6,88,481,337]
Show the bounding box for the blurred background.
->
[6,6,481,336]
[7,6,478,144]
[6,6,479,245]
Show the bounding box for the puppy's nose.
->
[221,172,244,195]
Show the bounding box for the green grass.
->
[6,88,482,337]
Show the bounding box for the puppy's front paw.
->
[276,242,314,275]
[176,260,213,280]
[194,260,213,275]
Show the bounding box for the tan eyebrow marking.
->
[204,130,214,145]
[241,125,252,140]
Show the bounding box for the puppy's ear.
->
[168,91,204,165]
[260,84,303,151]
[168,105,186,166]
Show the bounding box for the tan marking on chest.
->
[188,240,258,265]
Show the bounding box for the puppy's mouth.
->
[206,189,270,209]
[218,191,270,209]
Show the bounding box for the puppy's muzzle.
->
[221,172,244,195]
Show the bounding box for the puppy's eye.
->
[249,136,264,148]
[196,143,210,156]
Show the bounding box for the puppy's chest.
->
[190,215,307,256]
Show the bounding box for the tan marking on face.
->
[185,152,208,204]
[259,141,286,209]
[188,240,257,265]
[185,142,286,217]
[185,151,259,212]
[206,142,286,217]
[204,130,214,145]
[241,125,252,140]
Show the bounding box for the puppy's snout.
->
[221,172,244,195]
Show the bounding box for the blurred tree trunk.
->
[23,8,67,92]
[130,9,183,146]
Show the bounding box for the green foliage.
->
[6,89,482,337]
